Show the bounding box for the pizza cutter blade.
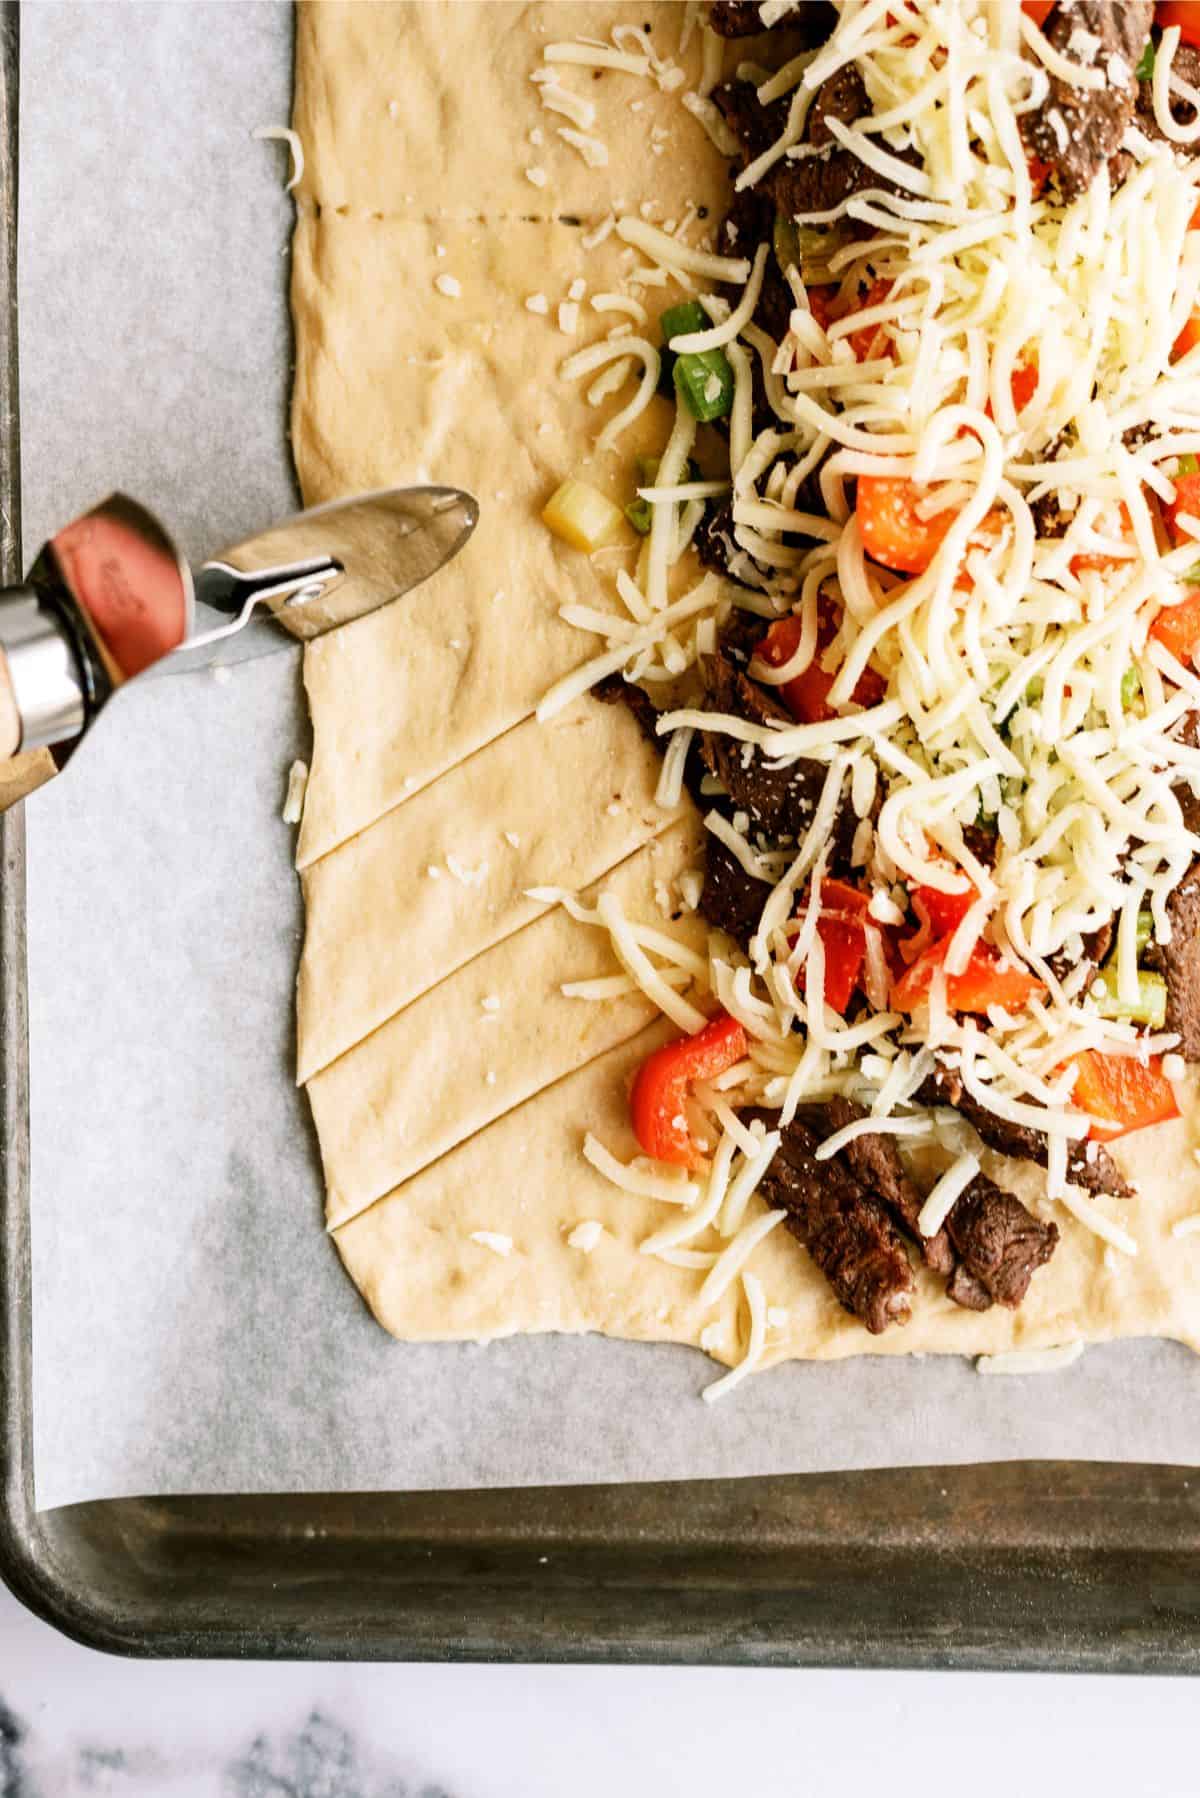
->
[168,485,481,671]
[0,485,479,770]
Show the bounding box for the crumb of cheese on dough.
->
[566,1220,604,1252]
[281,759,309,824]
[470,1231,513,1257]
[434,273,462,299]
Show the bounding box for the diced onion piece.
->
[542,479,625,552]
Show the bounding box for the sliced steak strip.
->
[1170,711,1200,837]
[919,1068,1134,1199]
[821,1096,955,1273]
[708,0,836,40]
[708,0,771,34]
[699,832,771,952]
[716,610,768,667]
[699,650,828,839]
[773,63,921,221]
[744,1110,914,1333]
[945,1264,994,1313]
[1136,41,1200,145]
[1143,862,1200,1059]
[1019,2,1154,203]
[593,663,774,956]
[715,185,796,344]
[805,59,871,147]
[714,62,910,224]
[943,1175,1059,1310]
[712,79,791,166]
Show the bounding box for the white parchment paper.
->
[24,1,1199,1511]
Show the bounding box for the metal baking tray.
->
[2,4,1200,1670]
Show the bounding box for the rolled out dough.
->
[291,0,1200,1374]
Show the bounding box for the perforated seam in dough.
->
[303,198,609,230]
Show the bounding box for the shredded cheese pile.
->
[528,0,1200,1393]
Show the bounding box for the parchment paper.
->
[24,0,1199,1512]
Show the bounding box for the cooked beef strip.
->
[822,1096,955,1273]
[707,0,770,34]
[961,822,999,870]
[1142,861,1200,1059]
[713,79,791,166]
[1169,712,1200,836]
[593,653,780,956]
[919,1068,1134,1198]
[1136,41,1200,145]
[1019,2,1153,203]
[695,499,757,586]
[744,1110,915,1332]
[945,1264,994,1312]
[721,610,769,664]
[943,1175,1060,1309]
[714,63,913,224]
[805,58,871,147]
[699,831,772,951]
[775,63,921,221]
[699,650,865,869]
[708,0,836,40]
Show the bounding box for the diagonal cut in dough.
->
[296,697,688,1083]
[310,815,706,1229]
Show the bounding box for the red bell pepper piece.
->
[844,278,895,363]
[1163,470,1200,546]
[814,916,868,1014]
[857,479,1004,577]
[757,608,885,724]
[1009,359,1039,414]
[806,284,838,333]
[629,1012,748,1169]
[805,279,893,362]
[819,878,871,919]
[1021,0,1055,23]
[788,880,873,1017]
[911,874,978,939]
[1158,2,1200,53]
[1174,311,1200,362]
[890,937,1045,1014]
[856,476,959,575]
[1151,589,1200,663]
[1071,1050,1180,1142]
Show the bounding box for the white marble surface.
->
[0,1576,1196,1795]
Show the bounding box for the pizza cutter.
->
[0,486,479,780]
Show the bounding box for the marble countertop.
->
[0,1576,1194,1797]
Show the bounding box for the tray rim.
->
[3,0,1200,1671]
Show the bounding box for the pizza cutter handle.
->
[0,584,91,757]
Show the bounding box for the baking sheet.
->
[23,0,1200,1513]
